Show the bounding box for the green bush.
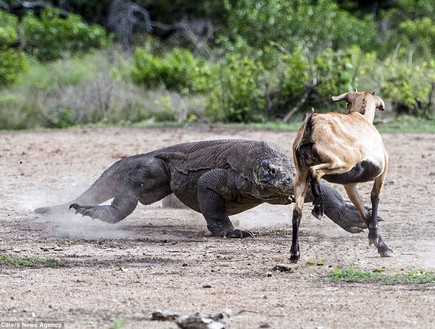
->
[0,9,18,45]
[353,49,435,118]
[380,59,435,117]
[399,17,435,56]
[131,47,216,94]
[0,10,29,85]
[0,49,28,85]
[206,45,357,123]
[0,50,155,129]
[223,0,377,55]
[207,53,265,123]
[379,0,435,59]
[312,48,356,102]
[20,8,110,61]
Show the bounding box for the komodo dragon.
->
[35,139,368,237]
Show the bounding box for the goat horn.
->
[331,92,349,102]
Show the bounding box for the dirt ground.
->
[0,126,434,329]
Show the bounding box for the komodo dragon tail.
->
[318,183,368,233]
[34,159,126,214]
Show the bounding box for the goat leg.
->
[369,193,394,257]
[290,207,302,263]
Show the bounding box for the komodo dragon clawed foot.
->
[373,235,395,257]
[69,203,121,224]
[222,229,254,238]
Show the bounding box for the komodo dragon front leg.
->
[196,169,254,238]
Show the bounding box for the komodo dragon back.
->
[155,139,293,182]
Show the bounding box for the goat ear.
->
[377,99,385,111]
[372,91,375,95]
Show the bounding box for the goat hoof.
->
[289,249,300,263]
[289,254,299,264]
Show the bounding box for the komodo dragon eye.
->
[261,160,277,175]
[268,164,277,175]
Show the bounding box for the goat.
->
[290,91,394,263]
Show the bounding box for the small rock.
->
[272,264,293,272]
[176,309,231,329]
[151,309,179,321]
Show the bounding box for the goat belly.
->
[323,160,382,184]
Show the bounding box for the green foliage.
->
[16,51,104,90]
[277,48,310,107]
[130,43,359,123]
[357,54,435,118]
[223,0,377,55]
[381,59,435,117]
[327,267,435,285]
[1,1,435,128]
[0,49,28,85]
[380,0,435,59]
[306,258,327,266]
[0,50,157,129]
[399,17,435,56]
[207,53,265,122]
[131,47,216,94]
[0,9,18,45]
[20,7,110,61]
[313,49,356,100]
[0,10,29,85]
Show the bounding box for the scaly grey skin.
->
[35,139,367,237]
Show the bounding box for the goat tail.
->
[300,112,315,145]
[294,112,318,171]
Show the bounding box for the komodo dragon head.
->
[250,154,295,201]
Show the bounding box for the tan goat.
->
[290,91,394,263]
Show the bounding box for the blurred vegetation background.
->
[0,0,434,130]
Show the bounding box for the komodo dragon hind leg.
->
[70,193,138,224]
[197,170,253,238]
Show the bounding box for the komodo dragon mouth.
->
[255,159,294,196]
[260,194,294,202]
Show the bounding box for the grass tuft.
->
[0,253,66,267]
[327,267,435,285]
